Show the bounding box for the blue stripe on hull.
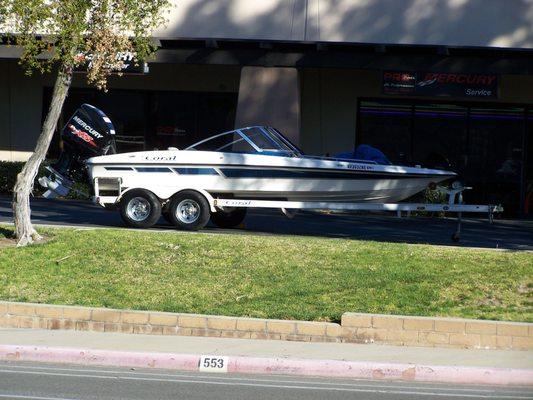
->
[104,165,452,180]
[219,168,444,180]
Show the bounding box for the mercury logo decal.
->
[417,78,437,87]
[418,73,497,86]
[69,125,97,147]
[72,116,103,139]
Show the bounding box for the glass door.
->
[467,107,525,213]
[358,101,413,164]
[412,104,467,171]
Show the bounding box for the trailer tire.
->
[211,208,247,228]
[168,190,210,231]
[120,189,162,229]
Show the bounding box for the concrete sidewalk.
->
[1,328,532,385]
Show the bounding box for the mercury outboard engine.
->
[39,104,116,198]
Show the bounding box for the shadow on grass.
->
[0,226,16,248]
[0,227,53,248]
[0,226,14,239]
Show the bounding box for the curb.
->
[1,344,532,386]
[2,301,532,351]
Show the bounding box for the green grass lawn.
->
[0,226,531,322]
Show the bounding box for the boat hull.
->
[178,177,444,203]
[89,160,453,204]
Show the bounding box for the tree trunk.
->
[12,66,72,246]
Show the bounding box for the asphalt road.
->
[1,196,532,250]
[1,361,532,400]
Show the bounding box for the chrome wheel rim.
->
[126,197,151,222]
[176,199,200,224]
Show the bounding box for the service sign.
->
[383,71,498,99]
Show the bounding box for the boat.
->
[40,104,456,230]
[87,126,455,203]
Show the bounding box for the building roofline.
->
[1,36,533,74]
[155,36,533,57]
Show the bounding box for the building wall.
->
[0,61,43,161]
[300,68,379,155]
[66,63,241,93]
[156,0,533,48]
[500,75,533,103]
[235,67,300,145]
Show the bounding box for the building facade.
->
[1,0,532,215]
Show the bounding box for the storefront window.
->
[467,107,524,212]
[98,91,147,153]
[358,100,527,216]
[358,101,413,164]
[43,88,237,156]
[149,91,237,150]
[413,104,467,171]
[149,92,197,150]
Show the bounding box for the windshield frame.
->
[185,126,303,156]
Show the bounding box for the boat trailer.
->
[93,177,502,242]
[213,185,502,243]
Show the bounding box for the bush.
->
[0,161,90,199]
[0,161,48,197]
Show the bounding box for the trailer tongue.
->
[39,104,116,198]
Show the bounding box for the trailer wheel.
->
[211,208,247,228]
[120,189,162,229]
[168,190,210,231]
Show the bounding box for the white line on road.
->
[0,368,531,399]
[120,375,533,399]
[0,395,79,400]
[0,362,514,394]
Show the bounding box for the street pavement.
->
[1,196,532,250]
[1,329,532,399]
[1,360,532,400]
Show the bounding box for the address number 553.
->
[199,356,229,373]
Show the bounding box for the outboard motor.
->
[39,104,116,198]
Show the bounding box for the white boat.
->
[40,104,456,230]
[87,125,455,204]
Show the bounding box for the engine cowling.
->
[39,104,117,198]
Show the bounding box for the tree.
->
[1,0,170,246]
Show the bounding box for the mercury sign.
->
[74,51,149,74]
[383,71,498,98]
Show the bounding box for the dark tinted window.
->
[358,100,527,215]
[43,88,238,156]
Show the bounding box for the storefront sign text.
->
[383,71,498,98]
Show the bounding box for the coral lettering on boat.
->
[144,155,177,161]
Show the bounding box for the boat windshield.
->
[186,126,302,156]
